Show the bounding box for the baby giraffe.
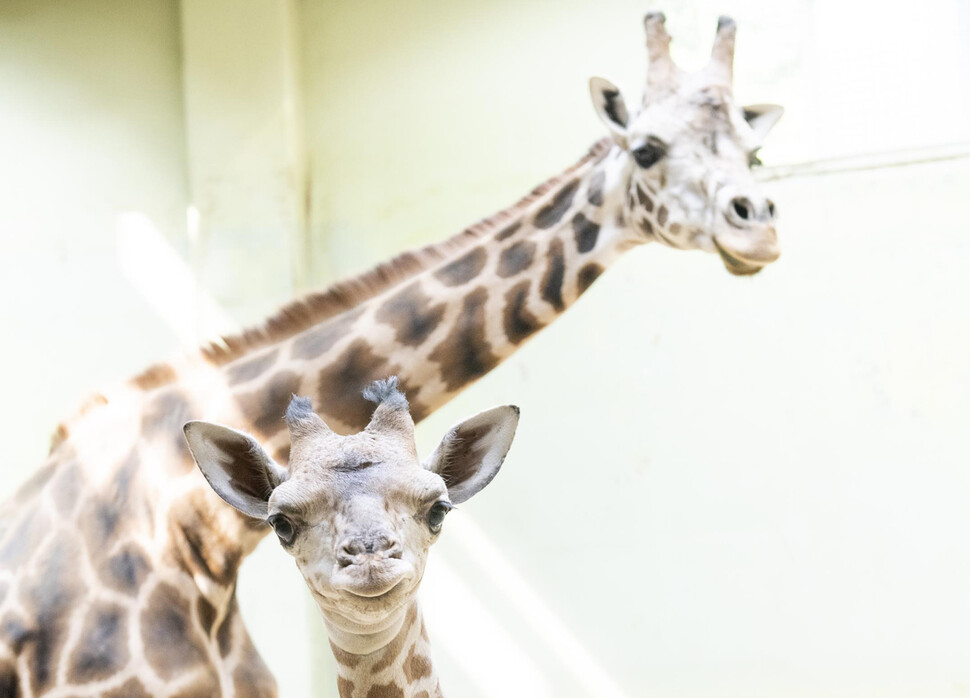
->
[183,377,519,698]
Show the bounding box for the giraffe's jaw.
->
[713,236,777,276]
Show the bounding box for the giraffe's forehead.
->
[271,444,445,520]
[631,84,752,150]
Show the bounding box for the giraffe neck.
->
[328,601,441,698]
[220,140,643,446]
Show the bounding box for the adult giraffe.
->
[0,13,783,697]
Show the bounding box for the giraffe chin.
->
[713,238,768,276]
[329,560,416,615]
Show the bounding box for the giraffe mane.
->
[135,137,612,375]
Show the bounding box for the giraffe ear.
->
[742,104,784,142]
[589,77,630,146]
[423,406,520,504]
[183,421,287,519]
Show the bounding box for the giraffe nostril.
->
[766,199,777,219]
[732,197,752,221]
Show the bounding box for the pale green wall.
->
[0,0,188,466]
[2,1,970,697]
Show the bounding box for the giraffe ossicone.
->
[184,377,520,697]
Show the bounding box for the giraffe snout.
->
[336,531,403,567]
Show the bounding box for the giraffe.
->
[183,377,519,698]
[0,12,784,696]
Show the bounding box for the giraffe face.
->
[184,378,519,631]
[270,442,447,626]
[590,14,784,275]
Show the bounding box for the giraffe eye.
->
[426,501,453,533]
[268,514,296,545]
[631,138,667,169]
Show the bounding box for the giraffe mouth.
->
[344,579,406,601]
[331,558,414,602]
[713,238,766,276]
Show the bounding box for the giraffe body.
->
[184,378,520,697]
[0,12,783,694]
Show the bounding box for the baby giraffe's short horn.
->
[363,376,415,437]
[707,15,737,85]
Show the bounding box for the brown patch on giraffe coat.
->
[428,288,498,393]
[66,601,127,683]
[572,212,600,253]
[197,595,217,636]
[577,263,605,295]
[497,240,536,278]
[77,454,138,556]
[0,660,17,698]
[226,348,279,385]
[266,445,290,472]
[142,389,195,460]
[292,307,364,360]
[141,582,210,680]
[337,677,356,698]
[21,536,83,695]
[657,205,669,226]
[330,641,363,669]
[316,340,398,432]
[0,613,31,654]
[394,376,430,424]
[433,247,486,287]
[99,542,150,595]
[636,184,655,212]
[376,282,446,347]
[503,281,542,345]
[370,604,418,674]
[404,643,433,683]
[366,684,405,698]
[587,169,606,206]
[236,370,303,438]
[104,679,153,698]
[494,220,522,241]
[540,239,566,312]
[534,180,579,229]
[638,217,654,236]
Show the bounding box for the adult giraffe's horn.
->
[644,11,677,89]
[707,15,737,86]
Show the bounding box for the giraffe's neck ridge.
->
[126,139,613,386]
[328,601,442,698]
[217,136,640,437]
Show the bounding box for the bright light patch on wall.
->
[446,516,632,698]
[421,557,553,698]
[116,211,237,347]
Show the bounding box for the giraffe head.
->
[590,12,784,275]
[183,377,518,634]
